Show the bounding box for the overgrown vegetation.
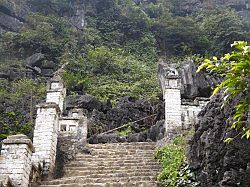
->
[197,41,250,141]
[0,0,249,144]
[0,78,46,141]
[155,134,198,187]
[116,125,132,137]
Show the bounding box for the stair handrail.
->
[99,113,157,135]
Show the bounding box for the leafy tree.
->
[197,41,250,140]
[196,8,250,55]
[1,13,76,62]
[151,16,208,56]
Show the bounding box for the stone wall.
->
[32,103,60,178]
[0,135,34,187]
[32,75,67,179]
[0,75,89,185]
[55,108,88,178]
[181,97,210,129]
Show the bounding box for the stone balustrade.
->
[0,135,34,187]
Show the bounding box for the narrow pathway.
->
[40,142,162,187]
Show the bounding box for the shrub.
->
[155,135,198,187]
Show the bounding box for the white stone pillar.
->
[46,75,66,112]
[32,103,60,178]
[0,134,34,187]
[164,75,182,137]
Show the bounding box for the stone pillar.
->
[46,75,66,112]
[59,108,88,146]
[32,103,60,178]
[0,134,34,187]
[164,73,182,138]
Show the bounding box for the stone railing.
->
[0,135,34,187]
[0,75,88,186]
[0,175,15,187]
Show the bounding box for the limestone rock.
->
[188,94,250,186]
[0,12,23,32]
[180,60,221,99]
[76,94,102,112]
[26,53,45,67]
[88,120,165,144]
[0,0,29,33]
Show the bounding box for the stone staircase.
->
[40,142,162,187]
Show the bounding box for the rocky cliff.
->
[188,93,250,187]
[158,60,221,99]
[0,0,28,34]
[0,0,85,34]
[0,0,249,35]
[175,0,250,18]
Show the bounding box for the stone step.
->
[78,150,156,155]
[40,181,161,187]
[65,169,159,177]
[42,176,157,185]
[66,161,158,168]
[65,165,161,172]
[84,152,155,158]
[39,142,161,187]
[86,143,156,150]
[74,154,154,161]
[73,157,156,163]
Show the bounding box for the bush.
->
[155,134,198,187]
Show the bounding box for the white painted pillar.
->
[0,134,34,187]
[164,74,182,137]
[32,103,60,178]
[46,75,66,112]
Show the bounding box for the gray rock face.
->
[0,11,23,32]
[180,60,221,99]
[0,0,29,32]
[69,1,85,30]
[174,0,250,18]
[158,60,221,99]
[188,93,250,187]
[26,53,45,67]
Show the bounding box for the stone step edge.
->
[39,181,161,187]
[42,175,157,184]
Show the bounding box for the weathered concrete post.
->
[0,134,34,187]
[46,75,66,112]
[163,68,182,139]
[32,75,65,178]
[32,103,60,178]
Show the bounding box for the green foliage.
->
[0,78,46,140]
[63,46,161,104]
[1,0,250,141]
[197,41,250,140]
[155,135,198,187]
[1,13,76,61]
[116,125,132,137]
[0,112,32,139]
[196,8,250,55]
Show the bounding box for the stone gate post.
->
[159,64,182,139]
[0,134,34,187]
